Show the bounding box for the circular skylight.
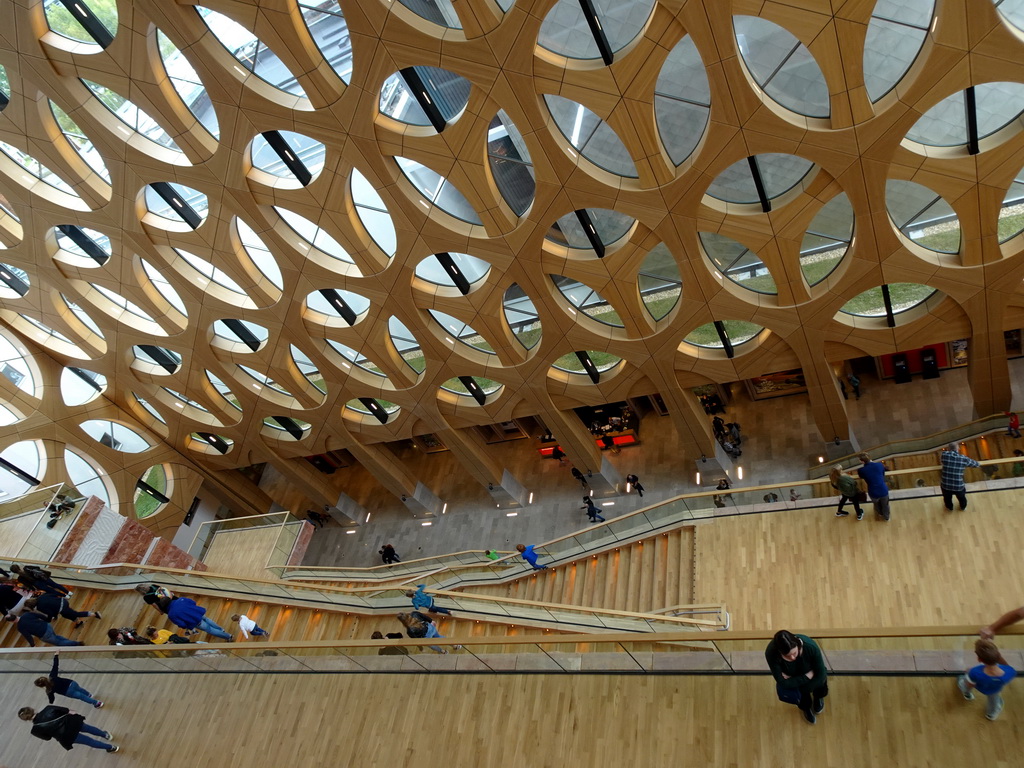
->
[415,252,490,291]
[706,154,815,207]
[538,0,656,61]
[886,180,960,253]
[379,67,470,129]
[655,35,711,165]
[864,0,934,103]
[905,83,1024,148]
[800,194,854,286]
[546,208,635,256]
[544,95,637,177]
[684,320,763,349]
[700,232,776,295]
[395,157,481,224]
[550,275,623,327]
[488,110,535,216]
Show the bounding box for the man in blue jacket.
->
[16,612,82,647]
[856,452,891,521]
[405,585,453,616]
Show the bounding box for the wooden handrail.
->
[5,557,726,628]
[0,624,1016,657]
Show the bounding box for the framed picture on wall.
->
[744,369,808,400]
[950,339,969,367]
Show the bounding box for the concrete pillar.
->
[436,426,529,506]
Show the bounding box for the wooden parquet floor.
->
[0,671,1020,767]
[695,487,1024,631]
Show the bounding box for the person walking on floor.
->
[232,613,270,639]
[18,704,118,753]
[305,509,326,528]
[24,594,101,629]
[15,612,82,647]
[405,584,453,616]
[153,596,233,641]
[838,378,847,400]
[516,543,548,570]
[396,612,459,654]
[11,565,71,597]
[939,442,981,511]
[958,639,1016,721]
[571,467,589,489]
[550,445,566,465]
[856,452,891,521]
[829,464,864,520]
[35,651,103,708]
[765,629,828,725]
[581,496,605,523]
[1005,411,1021,438]
[847,373,861,399]
[379,543,400,564]
[625,473,644,497]
[0,581,34,620]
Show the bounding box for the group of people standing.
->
[829,442,986,522]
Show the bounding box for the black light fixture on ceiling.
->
[0,456,41,487]
[56,225,109,266]
[260,130,313,186]
[358,397,390,425]
[56,0,114,48]
[575,351,601,384]
[318,289,358,325]
[220,319,262,352]
[458,376,487,406]
[149,182,204,230]
[135,478,170,505]
[195,432,230,454]
[399,67,447,133]
[435,253,471,295]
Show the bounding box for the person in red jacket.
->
[18,705,118,752]
[1005,411,1021,438]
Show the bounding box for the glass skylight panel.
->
[395,158,482,224]
[235,218,284,290]
[133,394,166,424]
[175,249,249,298]
[552,350,622,373]
[54,225,111,265]
[133,345,181,371]
[908,83,1024,147]
[544,95,637,177]
[637,243,682,320]
[157,30,220,138]
[550,275,623,327]
[298,1,353,84]
[275,207,359,269]
[238,365,292,396]
[80,420,151,453]
[0,263,29,299]
[655,36,711,165]
[503,284,541,349]
[0,441,40,497]
[306,288,370,320]
[441,376,501,396]
[999,169,1024,242]
[886,180,960,253]
[395,0,462,29]
[291,345,326,393]
[996,0,1024,30]
[251,131,325,182]
[379,67,471,127]
[162,386,210,411]
[388,316,426,373]
[19,314,74,344]
[706,154,815,206]
[546,208,635,251]
[44,0,117,47]
[214,319,268,346]
[60,367,105,406]
[415,252,490,287]
[839,283,936,316]
[800,194,854,285]
[345,398,399,415]
[700,233,777,294]
[141,261,186,316]
[0,334,34,393]
[82,80,182,152]
[49,102,110,182]
[326,339,386,377]
[91,284,157,322]
[427,310,495,353]
[488,110,535,216]
[196,7,308,97]
[351,170,397,256]
[64,447,110,505]
[538,0,655,61]
[734,16,829,117]
[61,296,104,337]
[206,371,241,410]
[684,320,763,348]
[864,0,934,102]
[0,141,77,195]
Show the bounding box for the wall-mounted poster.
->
[950,339,969,367]
[745,369,807,400]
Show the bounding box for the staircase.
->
[457,528,696,614]
[0,586,567,650]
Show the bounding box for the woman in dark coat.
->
[35,651,103,707]
[18,705,117,752]
[765,629,829,725]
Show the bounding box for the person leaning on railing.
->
[765,630,829,726]
[981,605,1024,640]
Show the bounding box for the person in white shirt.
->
[231,613,270,640]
